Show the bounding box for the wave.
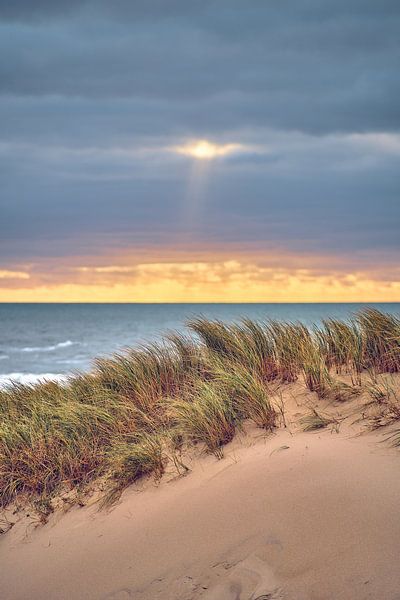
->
[55,358,86,365]
[21,340,77,353]
[0,355,9,360]
[0,372,68,388]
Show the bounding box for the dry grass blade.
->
[299,409,336,431]
[385,429,400,447]
[367,377,400,429]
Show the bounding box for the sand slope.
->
[1,425,400,600]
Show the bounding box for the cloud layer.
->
[0,1,399,300]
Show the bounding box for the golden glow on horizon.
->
[174,139,242,160]
[0,259,399,302]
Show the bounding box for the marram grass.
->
[0,308,399,509]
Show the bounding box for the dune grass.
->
[357,308,400,374]
[102,433,165,506]
[0,308,399,509]
[210,360,276,430]
[366,376,400,430]
[169,380,236,458]
[315,318,364,380]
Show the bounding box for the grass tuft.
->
[169,381,236,458]
[211,361,276,430]
[357,308,400,373]
[300,409,336,431]
[102,433,165,505]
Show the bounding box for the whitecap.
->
[55,358,85,365]
[21,340,78,353]
[0,373,68,388]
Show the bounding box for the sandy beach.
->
[1,376,400,600]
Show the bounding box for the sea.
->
[0,303,399,387]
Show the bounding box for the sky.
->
[0,0,399,302]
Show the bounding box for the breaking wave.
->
[0,372,68,388]
[21,340,77,353]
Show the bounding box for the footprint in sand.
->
[201,554,283,600]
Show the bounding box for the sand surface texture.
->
[1,419,400,600]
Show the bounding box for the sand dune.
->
[1,421,400,600]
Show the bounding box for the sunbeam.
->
[174,139,243,160]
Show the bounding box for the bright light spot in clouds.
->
[173,139,246,160]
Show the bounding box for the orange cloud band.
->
[0,255,399,302]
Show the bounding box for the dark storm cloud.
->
[0,0,399,269]
[1,1,400,133]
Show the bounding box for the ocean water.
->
[0,303,399,387]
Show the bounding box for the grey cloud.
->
[0,1,399,135]
[0,132,399,263]
[0,0,399,270]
